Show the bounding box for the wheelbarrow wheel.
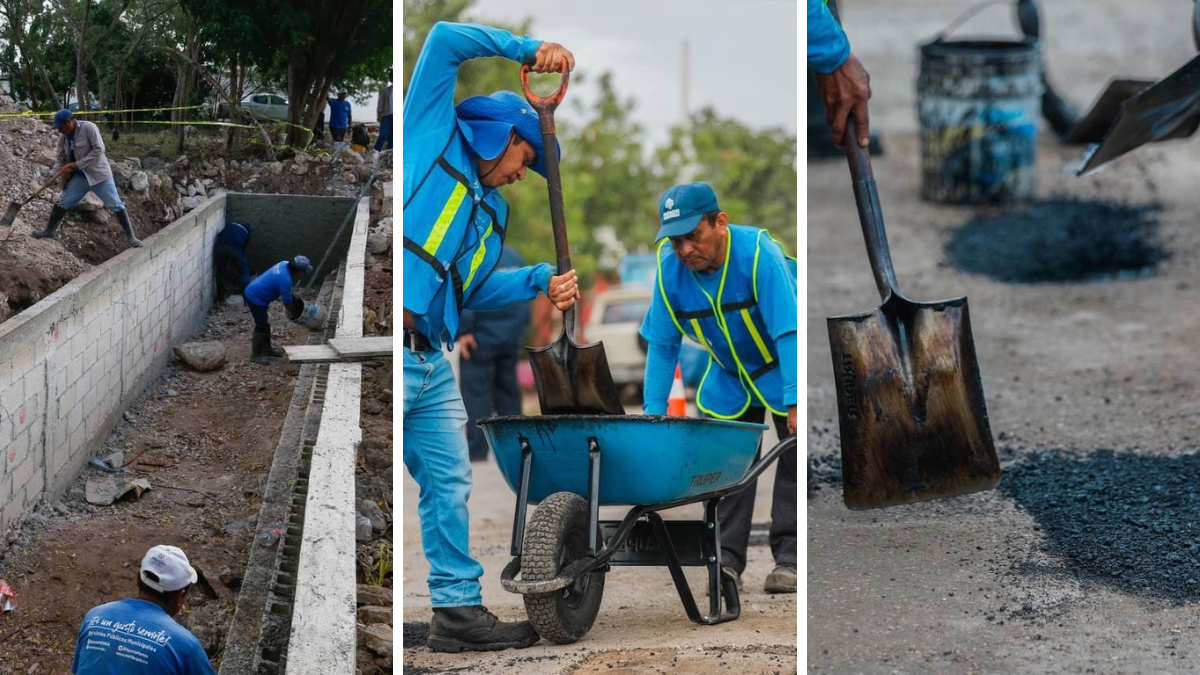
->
[522,491,605,644]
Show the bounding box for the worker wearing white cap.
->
[72,544,214,674]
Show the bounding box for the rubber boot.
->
[251,331,271,366]
[263,329,284,357]
[32,205,68,239]
[115,209,143,247]
[428,606,539,653]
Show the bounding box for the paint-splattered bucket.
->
[918,38,1042,204]
[299,301,326,330]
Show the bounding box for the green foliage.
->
[403,0,798,281]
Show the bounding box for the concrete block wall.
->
[0,195,226,539]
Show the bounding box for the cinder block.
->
[0,474,12,512]
[10,342,34,379]
[67,405,82,433]
[11,446,39,491]
[67,354,82,386]
[69,424,85,455]
[2,484,26,525]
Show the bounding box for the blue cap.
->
[455,91,560,179]
[292,255,312,272]
[656,182,720,240]
[51,109,72,130]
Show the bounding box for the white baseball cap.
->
[140,545,198,593]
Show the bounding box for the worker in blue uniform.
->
[402,20,580,652]
[244,255,311,365]
[639,181,798,595]
[808,0,873,148]
[213,221,254,304]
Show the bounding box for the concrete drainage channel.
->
[0,185,378,673]
[222,193,372,674]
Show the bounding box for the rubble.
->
[173,342,227,372]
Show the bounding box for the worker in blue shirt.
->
[72,545,214,674]
[403,21,579,652]
[328,90,353,143]
[213,221,253,304]
[808,0,872,148]
[640,181,798,595]
[244,255,312,365]
[457,245,531,462]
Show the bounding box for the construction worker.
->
[403,20,578,652]
[328,89,352,144]
[71,545,213,674]
[457,245,531,462]
[809,0,872,148]
[213,221,254,304]
[243,255,311,365]
[36,108,142,247]
[640,181,798,594]
[375,76,393,152]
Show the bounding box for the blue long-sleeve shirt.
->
[458,246,532,353]
[244,261,296,307]
[403,21,555,347]
[808,0,851,73]
[328,99,352,129]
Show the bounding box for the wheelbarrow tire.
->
[522,491,605,644]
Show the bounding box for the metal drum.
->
[918,38,1042,204]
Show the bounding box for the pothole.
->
[945,198,1168,283]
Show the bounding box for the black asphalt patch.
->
[945,198,1167,283]
[1002,448,1200,604]
[403,621,429,649]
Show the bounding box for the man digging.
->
[404,21,580,652]
[34,108,142,248]
[640,181,799,594]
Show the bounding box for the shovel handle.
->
[520,63,570,116]
[25,166,71,205]
[521,62,577,338]
[843,116,900,301]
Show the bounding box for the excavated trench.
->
[945,198,1169,283]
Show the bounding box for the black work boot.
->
[115,209,142,247]
[263,329,284,357]
[251,331,271,366]
[32,205,68,239]
[428,605,540,652]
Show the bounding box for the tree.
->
[56,0,134,108]
[656,109,798,254]
[265,0,392,148]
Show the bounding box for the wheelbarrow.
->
[478,414,796,644]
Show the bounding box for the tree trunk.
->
[73,0,91,109]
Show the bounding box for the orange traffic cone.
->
[667,364,687,416]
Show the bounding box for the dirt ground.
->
[402,412,797,674]
[808,2,1200,672]
[0,300,307,673]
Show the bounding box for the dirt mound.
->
[945,198,1168,283]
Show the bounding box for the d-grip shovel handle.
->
[843,116,901,301]
[520,62,578,337]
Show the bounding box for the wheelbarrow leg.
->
[649,507,740,626]
[510,437,534,557]
[587,437,601,555]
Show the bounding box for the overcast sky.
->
[452,0,798,149]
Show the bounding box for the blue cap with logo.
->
[51,109,73,130]
[656,182,720,240]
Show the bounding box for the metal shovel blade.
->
[1078,53,1200,174]
[1064,79,1154,144]
[527,332,625,415]
[0,201,20,227]
[829,294,1000,510]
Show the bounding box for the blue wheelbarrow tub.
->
[478,415,769,506]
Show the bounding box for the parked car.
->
[587,285,653,395]
[67,101,100,112]
[244,93,289,120]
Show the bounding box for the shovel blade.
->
[828,295,999,510]
[0,201,20,228]
[527,334,625,415]
[1079,54,1200,173]
[1064,79,1154,144]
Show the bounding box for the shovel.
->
[827,117,1001,510]
[520,64,624,416]
[1076,52,1200,174]
[1,166,70,227]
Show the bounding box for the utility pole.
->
[680,38,697,183]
